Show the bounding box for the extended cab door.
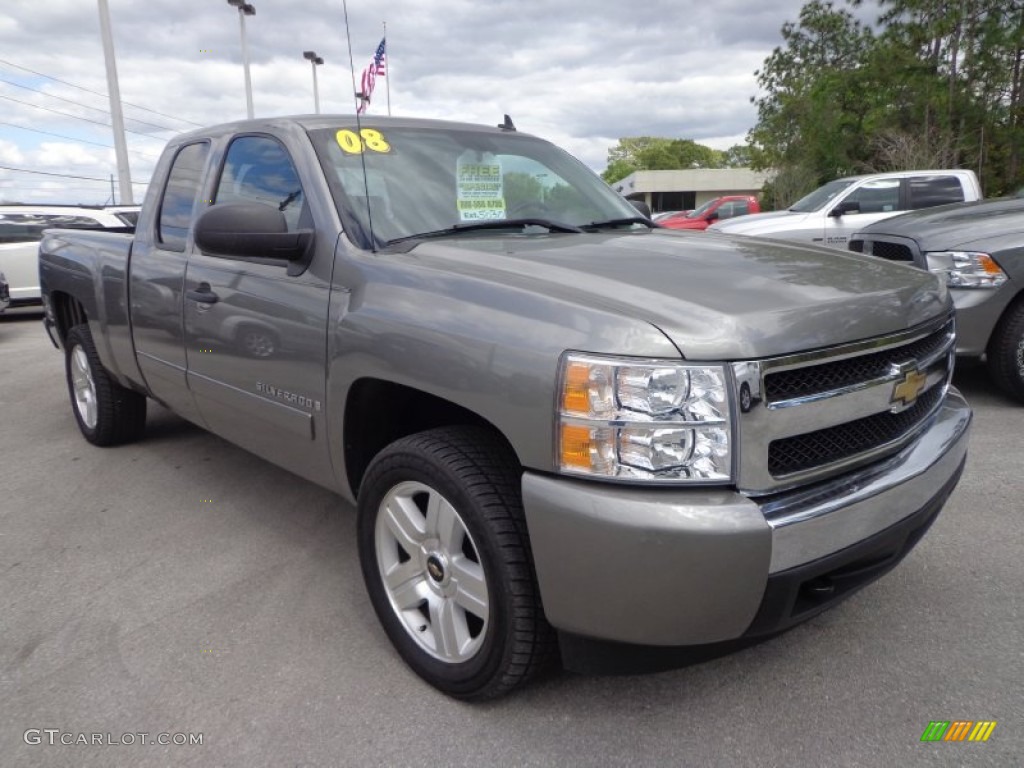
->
[820,177,902,248]
[183,133,335,487]
[129,141,210,424]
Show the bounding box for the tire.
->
[987,301,1024,404]
[65,323,147,446]
[357,425,555,700]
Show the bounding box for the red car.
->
[659,195,760,230]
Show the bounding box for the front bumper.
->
[522,388,971,648]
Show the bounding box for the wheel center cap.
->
[426,554,446,583]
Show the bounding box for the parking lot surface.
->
[2,307,1021,767]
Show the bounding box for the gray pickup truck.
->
[39,115,971,700]
[850,197,1024,402]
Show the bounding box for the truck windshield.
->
[308,124,643,248]
[788,179,857,213]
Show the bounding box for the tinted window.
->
[843,179,900,214]
[908,176,964,209]
[0,214,105,244]
[158,142,210,251]
[215,136,306,231]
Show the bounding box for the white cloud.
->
[0,0,883,202]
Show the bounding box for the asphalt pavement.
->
[1,307,1021,767]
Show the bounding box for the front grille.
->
[848,239,865,253]
[768,384,943,477]
[765,320,952,401]
[871,241,913,261]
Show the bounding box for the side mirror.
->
[829,200,861,217]
[194,202,314,275]
[629,200,652,218]
[706,211,720,222]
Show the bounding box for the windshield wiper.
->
[384,218,584,246]
[582,216,653,230]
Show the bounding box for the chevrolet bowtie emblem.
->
[891,366,927,412]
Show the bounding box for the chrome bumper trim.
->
[760,387,971,573]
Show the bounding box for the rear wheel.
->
[357,426,554,699]
[987,302,1024,403]
[65,323,147,445]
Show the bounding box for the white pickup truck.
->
[709,170,983,249]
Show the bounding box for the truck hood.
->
[399,229,948,360]
[855,197,1024,251]
[708,209,816,236]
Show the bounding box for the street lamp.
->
[226,0,256,119]
[303,51,324,114]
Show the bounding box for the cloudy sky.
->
[0,0,876,205]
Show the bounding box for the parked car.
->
[0,205,136,305]
[39,115,969,699]
[0,271,10,313]
[659,195,760,231]
[709,170,982,248]
[850,196,1024,402]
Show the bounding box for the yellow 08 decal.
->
[335,128,391,154]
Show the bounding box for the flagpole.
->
[383,21,391,116]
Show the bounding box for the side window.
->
[908,176,965,209]
[844,179,901,214]
[734,201,750,216]
[215,136,306,231]
[159,142,210,251]
[717,202,738,219]
[0,214,105,243]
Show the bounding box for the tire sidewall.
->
[65,328,102,442]
[357,447,515,696]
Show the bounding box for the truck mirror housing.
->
[629,200,652,218]
[194,202,314,274]
[829,200,861,217]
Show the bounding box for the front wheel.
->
[987,301,1024,403]
[65,323,147,445]
[357,426,554,699]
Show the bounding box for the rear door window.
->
[158,142,211,251]
[908,176,965,209]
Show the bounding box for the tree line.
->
[603,0,1024,206]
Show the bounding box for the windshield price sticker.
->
[335,128,391,155]
[457,160,505,221]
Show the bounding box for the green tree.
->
[601,137,731,182]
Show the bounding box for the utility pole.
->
[97,0,133,204]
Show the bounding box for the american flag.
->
[357,38,387,115]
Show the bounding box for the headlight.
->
[925,251,1007,288]
[557,353,733,483]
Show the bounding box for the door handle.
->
[186,284,220,304]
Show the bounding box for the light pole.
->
[97,0,133,204]
[227,0,255,119]
[303,51,324,114]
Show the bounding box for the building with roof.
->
[611,168,771,213]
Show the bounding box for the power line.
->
[0,76,181,133]
[0,94,168,142]
[0,57,204,129]
[0,120,160,160]
[0,164,148,185]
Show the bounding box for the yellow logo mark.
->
[891,368,927,409]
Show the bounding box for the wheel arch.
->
[343,377,520,498]
[48,291,89,346]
